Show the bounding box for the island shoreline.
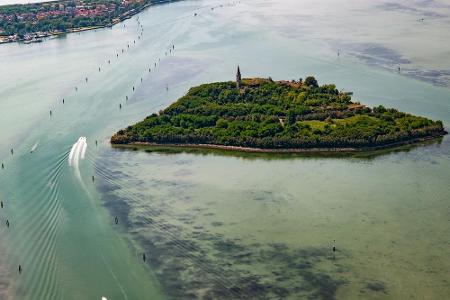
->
[0,0,180,45]
[112,132,446,154]
[111,76,447,154]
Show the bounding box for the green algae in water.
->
[96,138,450,299]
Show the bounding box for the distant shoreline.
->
[113,133,446,154]
[0,0,178,45]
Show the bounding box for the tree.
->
[286,110,296,125]
[304,76,318,88]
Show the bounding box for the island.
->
[0,0,176,44]
[111,68,447,153]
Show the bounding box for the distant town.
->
[0,0,173,44]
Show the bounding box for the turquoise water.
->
[0,0,449,299]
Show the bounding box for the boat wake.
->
[68,137,87,179]
[30,141,39,153]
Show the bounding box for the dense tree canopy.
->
[112,77,446,150]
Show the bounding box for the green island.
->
[0,0,176,44]
[111,69,447,153]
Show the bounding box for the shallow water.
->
[0,0,449,299]
[99,140,450,299]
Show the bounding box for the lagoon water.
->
[0,0,449,299]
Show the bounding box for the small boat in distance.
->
[30,141,39,153]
